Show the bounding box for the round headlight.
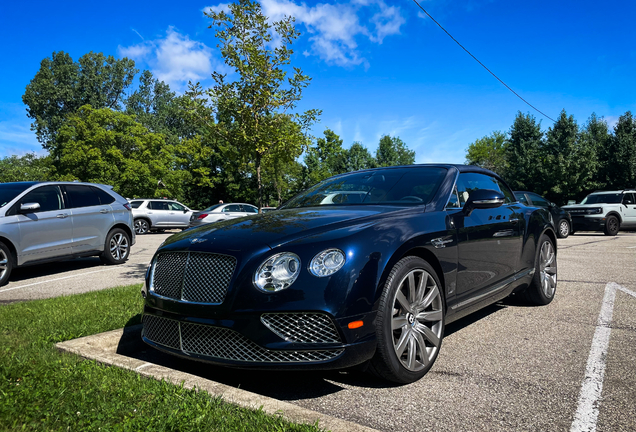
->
[254,252,301,292]
[310,249,346,277]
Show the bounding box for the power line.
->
[410,0,556,123]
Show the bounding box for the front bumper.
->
[141,306,377,370]
[571,215,606,232]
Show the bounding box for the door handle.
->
[510,218,520,224]
[100,209,109,214]
[57,214,69,219]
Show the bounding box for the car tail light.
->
[123,203,132,211]
[197,213,208,219]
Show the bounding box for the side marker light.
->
[348,320,363,329]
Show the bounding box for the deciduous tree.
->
[375,135,415,167]
[465,131,507,175]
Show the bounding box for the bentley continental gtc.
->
[141,165,558,384]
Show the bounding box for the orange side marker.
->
[348,320,363,329]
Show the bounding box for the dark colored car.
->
[141,165,557,384]
[514,191,572,238]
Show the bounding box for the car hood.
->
[160,206,413,251]
[562,204,608,209]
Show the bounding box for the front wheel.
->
[557,219,570,238]
[100,228,131,265]
[523,234,557,305]
[370,256,445,384]
[0,241,14,287]
[604,215,619,236]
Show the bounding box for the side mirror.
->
[463,189,505,216]
[19,202,41,213]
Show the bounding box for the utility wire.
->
[410,0,556,123]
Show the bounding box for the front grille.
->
[143,314,343,363]
[261,313,341,343]
[151,252,237,303]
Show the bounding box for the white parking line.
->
[616,285,636,299]
[0,268,115,294]
[570,282,618,432]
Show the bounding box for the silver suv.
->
[563,190,636,235]
[129,199,194,234]
[0,181,135,286]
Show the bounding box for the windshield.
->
[580,193,622,204]
[281,167,447,209]
[0,182,37,208]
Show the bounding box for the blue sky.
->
[1,0,635,164]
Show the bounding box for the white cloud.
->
[118,27,218,90]
[258,0,405,67]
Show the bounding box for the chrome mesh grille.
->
[143,314,180,350]
[261,313,341,343]
[142,314,343,363]
[151,252,237,304]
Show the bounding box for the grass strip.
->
[0,285,323,431]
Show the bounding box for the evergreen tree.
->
[504,112,544,192]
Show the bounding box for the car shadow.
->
[9,257,104,282]
[115,300,513,398]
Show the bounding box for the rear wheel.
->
[100,229,131,265]
[0,241,14,287]
[134,219,150,235]
[557,219,570,238]
[370,257,445,384]
[604,215,619,236]
[523,234,557,305]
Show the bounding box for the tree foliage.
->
[22,51,137,150]
[0,154,53,183]
[465,131,507,174]
[375,135,415,167]
[205,0,320,208]
[504,112,544,192]
[54,106,175,199]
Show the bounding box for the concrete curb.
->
[56,326,379,432]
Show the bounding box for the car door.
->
[621,192,636,227]
[11,185,73,263]
[147,200,171,227]
[167,202,191,228]
[222,204,243,220]
[241,204,258,217]
[63,184,115,254]
[454,173,523,305]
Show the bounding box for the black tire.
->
[604,215,620,236]
[0,241,14,287]
[557,219,570,238]
[134,219,150,235]
[100,228,131,265]
[523,234,557,305]
[369,256,445,384]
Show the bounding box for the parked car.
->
[189,203,258,228]
[563,190,636,235]
[141,165,557,384]
[514,191,573,238]
[0,181,135,286]
[129,199,195,234]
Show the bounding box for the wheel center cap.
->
[407,313,415,326]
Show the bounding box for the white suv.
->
[0,181,135,286]
[563,190,636,235]
[129,199,195,234]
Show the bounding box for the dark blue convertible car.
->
[141,165,557,384]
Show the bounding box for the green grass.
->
[0,285,323,431]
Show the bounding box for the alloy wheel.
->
[135,219,149,235]
[109,233,129,261]
[390,268,444,372]
[539,240,557,298]
[559,220,569,237]
[0,248,8,281]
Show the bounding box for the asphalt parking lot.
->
[6,231,636,431]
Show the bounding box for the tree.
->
[504,112,544,192]
[206,0,320,209]
[602,112,636,189]
[22,51,137,151]
[465,131,507,175]
[579,113,609,194]
[375,135,415,167]
[54,105,175,199]
[346,142,376,172]
[304,129,347,185]
[542,110,591,204]
[0,154,53,183]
